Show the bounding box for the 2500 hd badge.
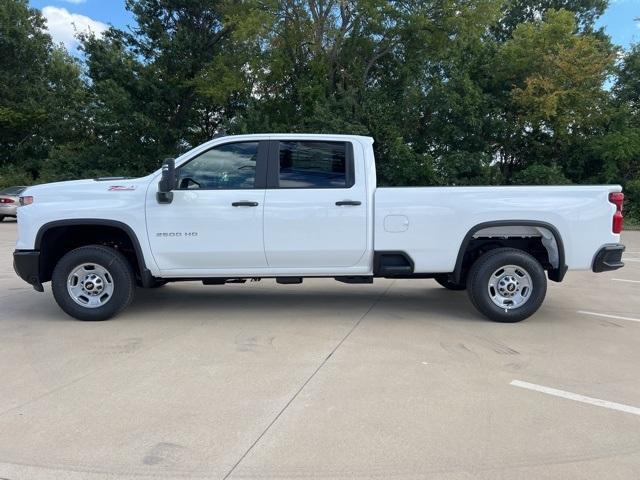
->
[156,232,198,237]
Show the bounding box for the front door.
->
[146,141,268,271]
[263,139,368,268]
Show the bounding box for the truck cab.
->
[146,134,374,276]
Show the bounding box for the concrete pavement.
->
[1,219,639,479]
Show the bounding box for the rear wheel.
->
[466,248,546,323]
[52,245,135,321]
[434,275,466,290]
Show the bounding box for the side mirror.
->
[157,158,176,204]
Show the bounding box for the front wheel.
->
[52,245,135,321]
[466,248,547,323]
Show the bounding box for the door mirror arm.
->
[157,159,176,204]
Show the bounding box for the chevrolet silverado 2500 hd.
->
[13,134,626,322]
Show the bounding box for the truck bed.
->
[374,185,622,274]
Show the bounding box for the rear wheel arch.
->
[452,221,566,285]
[35,219,153,286]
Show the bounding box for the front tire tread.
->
[51,245,135,321]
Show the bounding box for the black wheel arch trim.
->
[452,220,567,284]
[35,218,154,287]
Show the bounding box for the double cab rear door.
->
[146,137,368,274]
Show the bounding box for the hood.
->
[23,176,154,198]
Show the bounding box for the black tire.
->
[52,245,135,321]
[0,216,5,222]
[466,248,547,323]
[434,275,466,291]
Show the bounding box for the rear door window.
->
[277,141,352,188]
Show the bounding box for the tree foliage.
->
[0,0,85,182]
[1,0,639,221]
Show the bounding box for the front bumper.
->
[592,244,625,273]
[13,250,44,291]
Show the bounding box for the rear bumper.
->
[0,205,17,216]
[13,250,44,291]
[592,244,625,273]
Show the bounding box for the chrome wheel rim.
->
[67,263,114,308]
[487,265,532,310]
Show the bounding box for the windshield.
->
[0,186,27,196]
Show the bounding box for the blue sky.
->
[31,0,639,51]
[597,0,640,48]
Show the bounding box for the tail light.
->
[609,192,624,234]
[0,198,15,204]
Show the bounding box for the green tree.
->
[606,44,640,222]
[495,0,607,39]
[0,0,85,185]
[3,0,633,198]
[491,9,616,182]
[59,0,270,179]
[239,0,503,186]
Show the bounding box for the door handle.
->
[232,201,259,207]
[335,200,361,206]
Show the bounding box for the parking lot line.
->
[612,278,640,284]
[510,380,640,416]
[577,310,640,323]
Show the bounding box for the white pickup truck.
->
[14,134,626,322]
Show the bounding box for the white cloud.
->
[42,6,107,50]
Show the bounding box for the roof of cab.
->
[213,133,374,143]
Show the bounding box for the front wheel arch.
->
[35,219,154,286]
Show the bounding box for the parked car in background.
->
[0,186,27,221]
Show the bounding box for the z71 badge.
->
[156,232,198,237]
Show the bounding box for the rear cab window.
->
[274,141,354,189]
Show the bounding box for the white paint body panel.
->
[17,177,161,276]
[16,134,621,279]
[374,186,621,272]
[263,137,369,268]
[263,188,368,267]
[145,188,267,270]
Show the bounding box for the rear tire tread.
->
[466,247,547,323]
